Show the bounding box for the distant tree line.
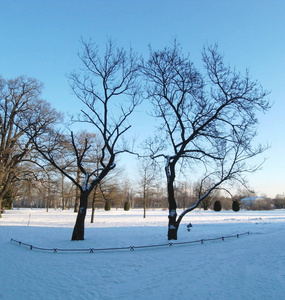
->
[3,169,284,213]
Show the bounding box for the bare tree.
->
[122,178,134,208]
[142,41,270,240]
[137,157,158,218]
[0,76,61,216]
[175,181,194,210]
[31,39,141,240]
[90,170,123,222]
[193,178,219,210]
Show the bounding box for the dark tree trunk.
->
[167,178,178,240]
[71,191,89,240]
[90,186,98,224]
[74,169,80,212]
[166,161,178,240]
[90,200,95,223]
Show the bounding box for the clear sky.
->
[1,0,284,197]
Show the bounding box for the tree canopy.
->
[0,76,61,217]
[142,41,270,239]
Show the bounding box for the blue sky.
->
[0,0,284,197]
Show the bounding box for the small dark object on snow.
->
[187,223,193,231]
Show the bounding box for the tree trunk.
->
[91,185,100,223]
[167,178,178,240]
[46,184,51,212]
[90,187,97,224]
[165,159,178,240]
[61,175,66,210]
[71,191,89,240]
[91,203,95,223]
[74,169,80,212]
[62,199,67,211]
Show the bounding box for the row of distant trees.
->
[3,167,284,214]
[0,38,271,240]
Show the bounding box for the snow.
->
[1,208,284,300]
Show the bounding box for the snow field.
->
[0,208,284,300]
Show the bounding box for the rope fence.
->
[10,231,250,253]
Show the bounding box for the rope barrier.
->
[10,232,249,253]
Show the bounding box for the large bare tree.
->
[142,42,270,240]
[0,76,60,216]
[31,39,141,240]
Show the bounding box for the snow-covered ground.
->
[0,208,284,300]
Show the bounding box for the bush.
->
[124,201,130,211]
[273,198,285,209]
[219,198,233,210]
[232,200,240,212]
[213,200,222,211]
[104,201,111,211]
[3,190,14,209]
[244,199,273,210]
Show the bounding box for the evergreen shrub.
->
[124,202,130,211]
[213,200,222,211]
[232,200,240,212]
[104,201,111,211]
